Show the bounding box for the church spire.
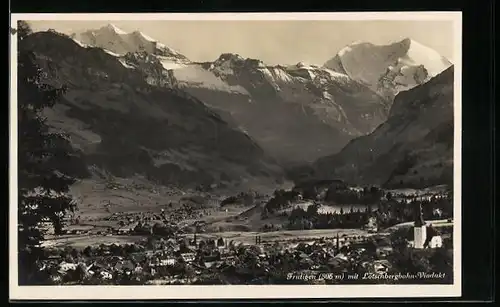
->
[336,232,340,253]
[413,202,427,249]
[414,202,425,227]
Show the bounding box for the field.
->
[40,228,370,248]
[387,185,449,199]
[45,178,451,250]
[41,235,145,249]
[384,219,453,232]
[183,228,371,245]
[70,177,185,218]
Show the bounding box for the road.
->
[41,234,145,249]
[384,219,453,232]
[182,228,372,245]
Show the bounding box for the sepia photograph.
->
[9,12,462,300]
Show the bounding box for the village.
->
[37,225,452,285]
[34,183,454,285]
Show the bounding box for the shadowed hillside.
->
[20,31,285,190]
[310,66,454,188]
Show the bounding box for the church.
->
[408,203,443,249]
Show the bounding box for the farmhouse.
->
[372,260,392,274]
[160,258,176,266]
[58,261,77,274]
[117,222,138,234]
[373,236,393,257]
[427,233,443,248]
[100,270,113,280]
[180,252,196,263]
[67,225,92,235]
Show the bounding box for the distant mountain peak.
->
[217,53,245,62]
[131,30,157,43]
[75,25,189,61]
[398,37,412,44]
[102,23,127,35]
[325,37,452,101]
[348,39,371,47]
[293,62,320,69]
[210,53,267,76]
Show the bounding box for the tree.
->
[217,237,225,247]
[261,206,269,219]
[145,236,156,250]
[70,248,80,259]
[386,192,393,201]
[83,246,93,257]
[306,203,319,217]
[152,222,168,236]
[429,248,453,283]
[17,21,80,284]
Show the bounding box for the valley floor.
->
[44,179,453,248]
[42,228,372,249]
[31,180,454,286]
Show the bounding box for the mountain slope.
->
[71,25,391,165]
[120,51,390,165]
[311,65,454,188]
[21,31,285,189]
[207,55,389,133]
[175,54,389,164]
[324,38,452,101]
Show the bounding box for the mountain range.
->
[69,25,410,164]
[21,30,285,191]
[21,23,455,190]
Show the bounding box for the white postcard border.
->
[9,11,463,300]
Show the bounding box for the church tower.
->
[413,203,427,249]
[336,232,340,253]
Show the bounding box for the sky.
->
[28,20,456,65]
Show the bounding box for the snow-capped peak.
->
[103,23,127,35]
[102,49,120,57]
[324,37,452,99]
[75,25,189,61]
[350,40,365,45]
[216,53,245,63]
[71,37,88,48]
[338,40,370,57]
[129,30,184,58]
[156,42,181,57]
[288,62,321,70]
[398,38,452,76]
[210,53,267,75]
[134,30,156,42]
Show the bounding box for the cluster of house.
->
[39,235,242,283]
[40,233,399,285]
[260,236,398,280]
[39,203,447,285]
[364,216,378,233]
[266,233,372,253]
[51,199,215,239]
